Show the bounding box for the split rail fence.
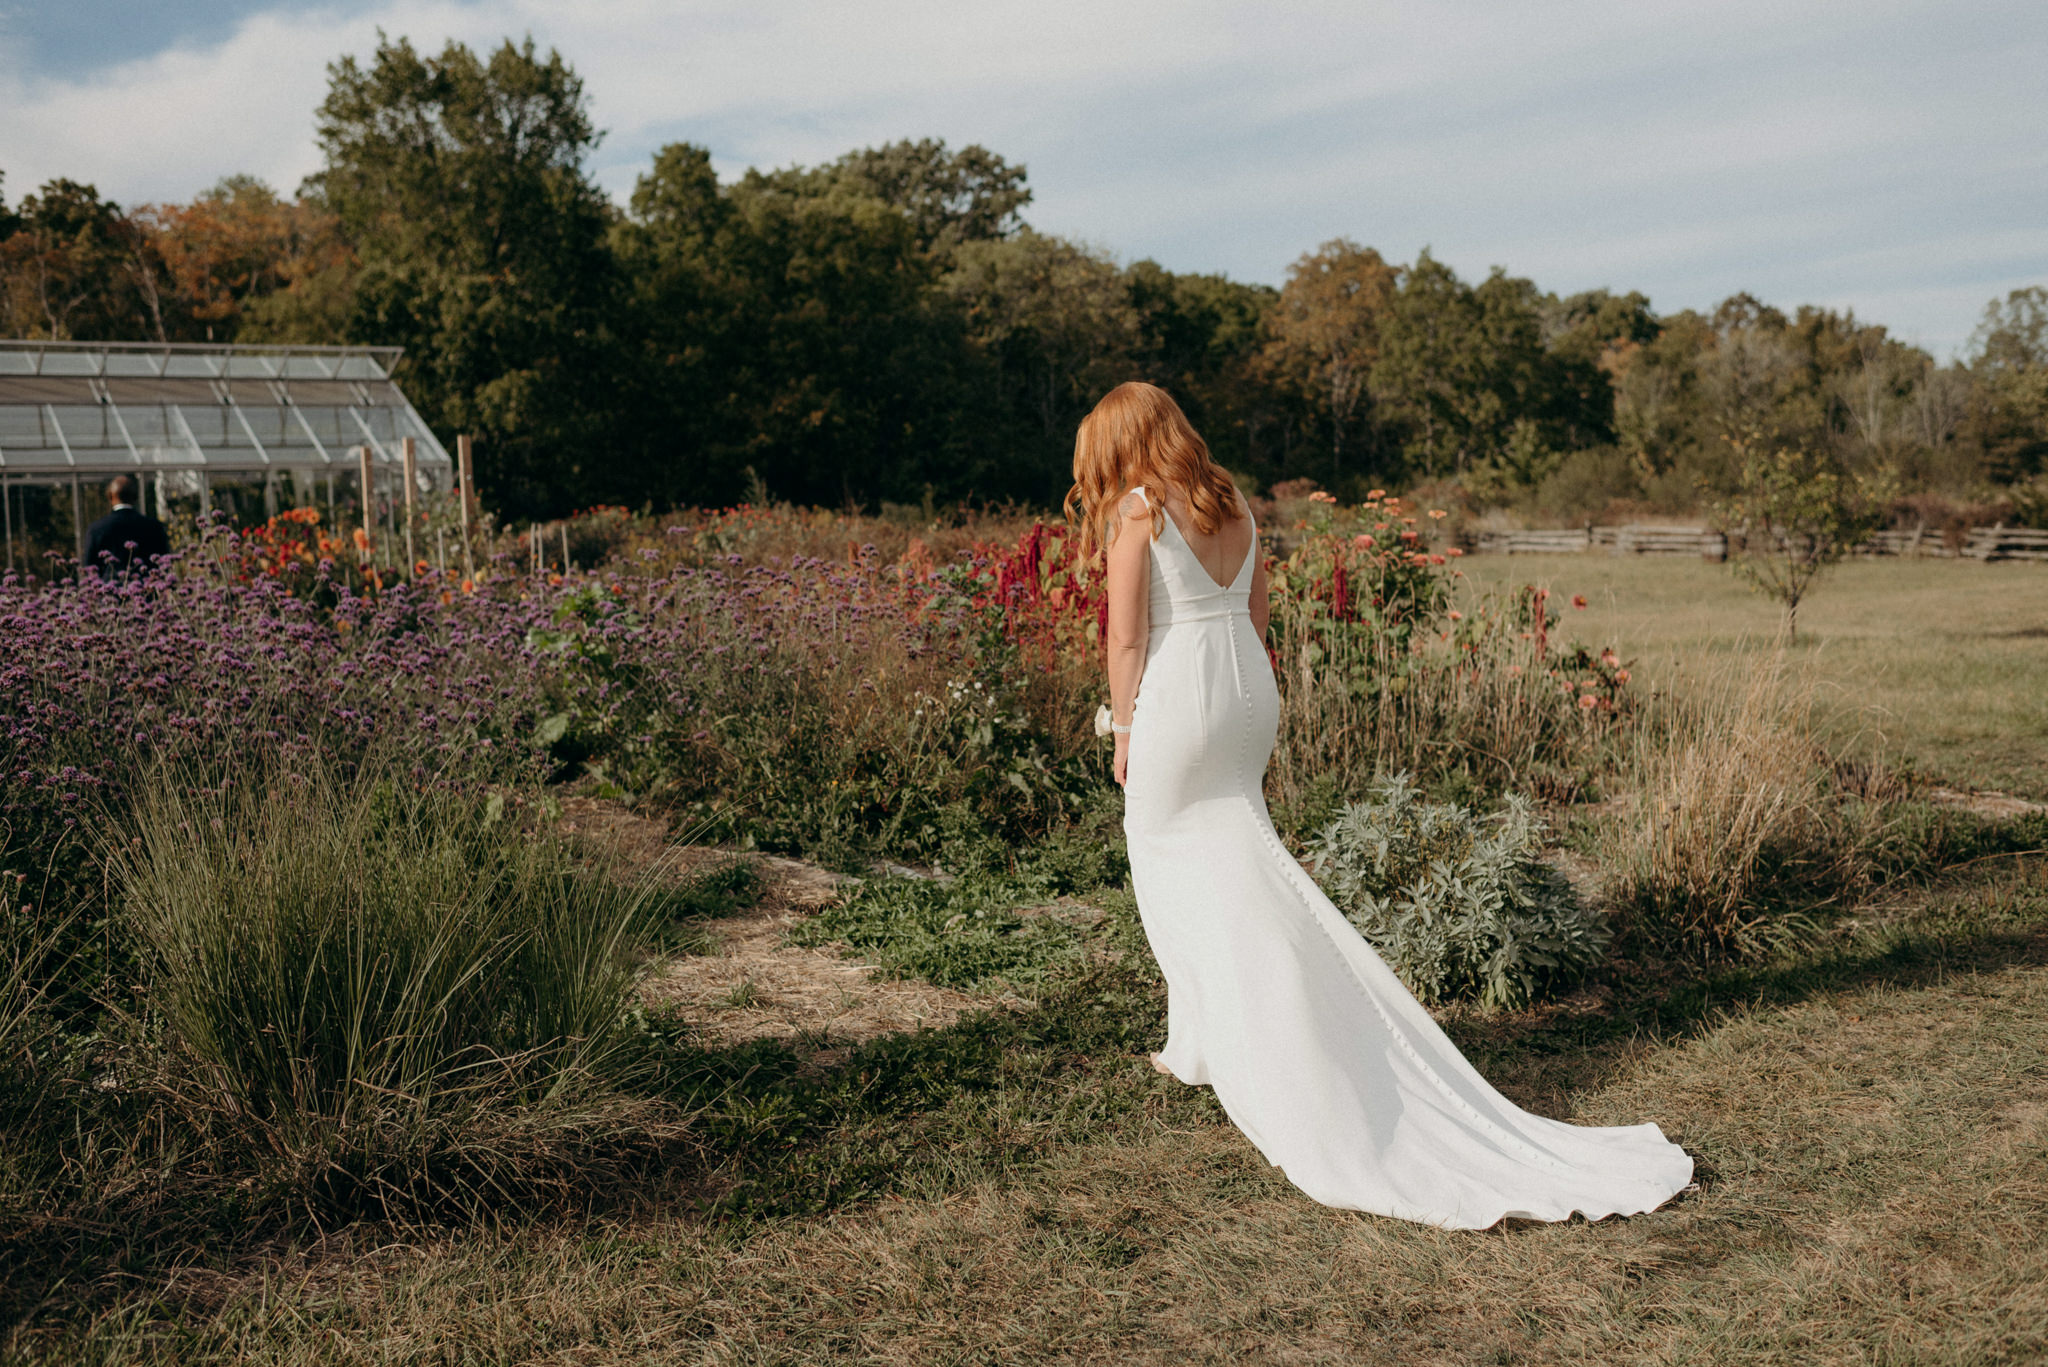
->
[1472,523,2048,563]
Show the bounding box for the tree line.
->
[3,35,2044,523]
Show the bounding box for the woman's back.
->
[1145,487,1254,593]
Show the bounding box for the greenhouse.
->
[0,340,456,570]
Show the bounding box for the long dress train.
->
[1121,489,1693,1228]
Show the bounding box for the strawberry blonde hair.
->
[1063,381,1240,564]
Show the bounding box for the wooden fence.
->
[1472,522,2047,562]
[1962,525,2048,562]
[1474,524,1726,558]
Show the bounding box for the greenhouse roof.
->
[0,340,452,480]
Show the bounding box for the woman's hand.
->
[1114,731,1131,787]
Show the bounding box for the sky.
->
[1,0,2043,357]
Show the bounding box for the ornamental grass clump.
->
[114,755,662,1216]
[1307,774,1609,1008]
[1598,652,1840,958]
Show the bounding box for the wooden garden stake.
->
[560,522,571,574]
[457,434,477,585]
[357,443,375,564]
[401,437,418,580]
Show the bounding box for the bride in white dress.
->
[1066,381,1693,1229]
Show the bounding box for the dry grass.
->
[28,863,2047,1365]
[1596,653,1841,955]
[1267,627,1613,817]
[1456,554,2048,797]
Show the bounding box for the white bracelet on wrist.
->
[1111,721,1132,734]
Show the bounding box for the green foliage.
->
[617,143,988,509]
[306,34,622,519]
[644,860,766,955]
[787,801,1128,992]
[1712,435,1893,639]
[749,137,1032,255]
[116,758,651,1158]
[788,873,1089,991]
[942,229,1144,481]
[15,36,2046,519]
[1307,774,1609,1008]
[1263,238,1397,480]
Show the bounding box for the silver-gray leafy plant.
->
[1307,774,1609,1009]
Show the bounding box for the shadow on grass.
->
[0,958,1187,1331]
[1446,861,2048,1114]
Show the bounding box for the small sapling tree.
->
[1712,433,1891,643]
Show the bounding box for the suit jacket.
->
[84,505,172,579]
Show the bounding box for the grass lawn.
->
[14,550,2048,1366]
[38,862,2048,1365]
[1455,555,2048,798]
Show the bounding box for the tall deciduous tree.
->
[757,139,1031,257]
[1264,239,1396,483]
[1126,260,1287,481]
[137,176,352,344]
[1964,287,2048,483]
[1369,254,1560,484]
[306,34,621,517]
[0,178,171,341]
[944,230,1142,490]
[618,143,988,508]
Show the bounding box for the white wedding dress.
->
[1121,489,1694,1228]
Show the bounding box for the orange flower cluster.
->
[232,506,354,583]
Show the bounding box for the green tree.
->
[1125,260,1288,482]
[755,138,1031,256]
[1369,254,1560,485]
[1962,287,2048,484]
[943,230,1141,490]
[305,34,622,517]
[1539,288,1654,451]
[1712,433,1891,642]
[1263,239,1396,483]
[617,143,988,508]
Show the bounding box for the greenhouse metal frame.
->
[0,339,454,565]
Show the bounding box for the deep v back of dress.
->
[1120,485,1693,1228]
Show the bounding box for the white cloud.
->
[0,0,2042,354]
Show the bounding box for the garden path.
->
[555,798,1030,1062]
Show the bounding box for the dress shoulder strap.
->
[1130,485,1150,506]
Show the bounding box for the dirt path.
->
[1927,787,2048,820]
[556,797,1023,1058]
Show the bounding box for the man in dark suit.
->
[83,474,172,579]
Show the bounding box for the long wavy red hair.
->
[1063,382,1239,564]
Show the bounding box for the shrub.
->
[1306,774,1609,1008]
[113,756,657,1210]
[1264,508,1636,821]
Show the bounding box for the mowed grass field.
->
[1456,555,2048,798]
[53,865,2048,1365]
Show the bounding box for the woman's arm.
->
[1103,491,1151,787]
[1250,552,1270,644]
[1245,491,1270,644]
